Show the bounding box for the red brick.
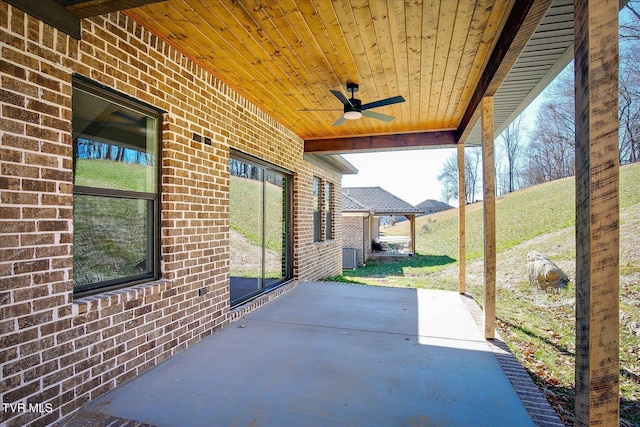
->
[13,259,49,274]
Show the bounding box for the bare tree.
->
[621,1,640,41]
[465,147,482,203]
[619,3,640,164]
[523,67,575,185]
[438,147,482,204]
[438,154,459,204]
[497,116,525,193]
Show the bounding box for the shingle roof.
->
[416,199,453,211]
[342,187,422,215]
[342,192,370,211]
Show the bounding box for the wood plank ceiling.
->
[123,0,565,152]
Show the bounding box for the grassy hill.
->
[337,162,640,424]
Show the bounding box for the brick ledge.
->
[72,279,173,316]
[460,293,565,427]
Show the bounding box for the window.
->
[313,177,321,242]
[72,78,160,296]
[325,181,333,240]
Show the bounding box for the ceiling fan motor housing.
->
[345,97,362,113]
[343,97,362,119]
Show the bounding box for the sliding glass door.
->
[229,155,291,304]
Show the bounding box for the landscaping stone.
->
[527,250,570,292]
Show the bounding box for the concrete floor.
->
[71,282,537,427]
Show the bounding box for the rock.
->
[527,250,570,292]
[626,321,640,336]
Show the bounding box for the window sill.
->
[72,279,172,316]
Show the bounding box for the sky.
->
[341,148,456,206]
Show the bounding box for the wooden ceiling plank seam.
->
[214,0,331,137]
[368,0,402,102]
[153,1,318,136]
[127,6,284,125]
[188,0,313,123]
[418,0,440,128]
[451,0,513,131]
[198,0,273,61]
[227,3,320,101]
[262,1,337,109]
[351,2,402,135]
[435,0,475,129]
[328,0,380,135]
[429,0,464,127]
[385,0,410,130]
[405,0,426,127]
[294,1,352,98]
[308,0,370,136]
[338,0,375,91]
[456,0,553,143]
[350,0,386,102]
[368,0,407,129]
[312,0,361,85]
[438,0,489,129]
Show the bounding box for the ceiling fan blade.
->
[333,116,346,126]
[361,95,405,110]
[362,110,394,122]
[330,90,353,107]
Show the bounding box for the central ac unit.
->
[342,248,358,270]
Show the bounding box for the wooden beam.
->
[304,131,456,154]
[62,0,167,19]
[5,0,81,39]
[481,97,496,340]
[457,143,466,295]
[456,0,554,143]
[574,0,620,425]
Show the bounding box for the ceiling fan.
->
[328,83,405,126]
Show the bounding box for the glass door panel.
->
[264,170,288,288]
[229,159,264,303]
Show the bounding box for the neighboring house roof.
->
[416,199,453,212]
[342,187,422,215]
[342,192,370,212]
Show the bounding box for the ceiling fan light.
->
[343,110,362,120]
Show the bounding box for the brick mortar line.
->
[459,294,565,427]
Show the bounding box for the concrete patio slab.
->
[66,282,541,427]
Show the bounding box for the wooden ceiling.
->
[122,0,564,151]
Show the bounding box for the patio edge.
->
[460,293,566,427]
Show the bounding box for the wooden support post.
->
[481,97,496,340]
[409,215,416,255]
[574,1,620,425]
[457,143,466,294]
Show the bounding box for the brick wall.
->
[0,4,343,426]
[342,216,367,266]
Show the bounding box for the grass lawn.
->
[330,162,640,425]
